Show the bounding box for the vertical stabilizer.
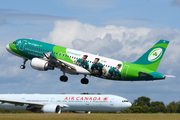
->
[133,40,169,71]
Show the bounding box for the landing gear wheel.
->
[20,59,28,69]
[81,78,89,84]
[20,65,25,69]
[60,75,68,82]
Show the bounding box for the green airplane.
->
[6,39,170,84]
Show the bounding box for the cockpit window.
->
[13,41,17,44]
[122,100,128,102]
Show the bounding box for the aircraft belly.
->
[68,103,113,112]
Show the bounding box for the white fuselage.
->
[0,94,131,112]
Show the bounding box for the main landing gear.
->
[81,75,89,84]
[60,75,68,82]
[60,70,68,82]
[59,73,89,84]
[20,59,28,69]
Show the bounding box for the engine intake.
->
[41,104,61,113]
[30,58,54,71]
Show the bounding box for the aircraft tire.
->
[20,65,25,69]
[64,76,68,82]
[60,75,68,82]
[81,78,89,84]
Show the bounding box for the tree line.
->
[122,96,180,113]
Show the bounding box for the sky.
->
[0,0,180,105]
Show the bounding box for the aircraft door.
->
[122,65,129,77]
[19,40,27,51]
[110,99,114,106]
[85,100,91,111]
[51,98,54,103]
[86,100,89,105]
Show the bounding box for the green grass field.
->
[0,113,179,120]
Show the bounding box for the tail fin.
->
[133,40,169,71]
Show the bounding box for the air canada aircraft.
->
[0,94,131,113]
[6,39,169,84]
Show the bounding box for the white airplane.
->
[0,94,131,113]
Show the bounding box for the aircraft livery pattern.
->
[8,39,169,81]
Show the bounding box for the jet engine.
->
[41,104,61,113]
[30,58,54,71]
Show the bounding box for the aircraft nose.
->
[126,102,132,108]
[6,44,10,52]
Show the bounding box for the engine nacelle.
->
[41,104,61,113]
[30,58,54,71]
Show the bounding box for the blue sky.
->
[0,0,180,105]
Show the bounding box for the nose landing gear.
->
[20,59,28,69]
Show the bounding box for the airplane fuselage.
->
[0,94,131,113]
[6,39,168,84]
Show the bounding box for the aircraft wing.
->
[43,52,90,75]
[0,98,67,108]
[0,98,44,107]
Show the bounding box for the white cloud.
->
[42,20,180,64]
[41,20,151,49]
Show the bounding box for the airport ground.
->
[0,113,179,120]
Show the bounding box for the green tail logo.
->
[153,52,157,56]
[133,40,169,71]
